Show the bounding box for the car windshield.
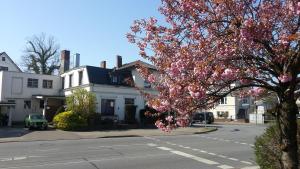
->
[30,115,44,120]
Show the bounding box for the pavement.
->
[0,124,267,169]
[0,126,216,143]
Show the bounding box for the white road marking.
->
[241,161,253,165]
[217,164,234,169]
[36,148,59,152]
[171,143,177,146]
[183,146,191,149]
[170,150,219,165]
[208,153,216,156]
[218,155,227,158]
[249,144,255,147]
[13,156,27,160]
[228,157,238,161]
[192,148,199,151]
[157,147,172,151]
[240,143,247,145]
[241,166,260,169]
[200,150,207,153]
[147,143,157,147]
[0,158,12,161]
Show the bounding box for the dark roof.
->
[117,60,156,70]
[86,66,112,85]
[86,66,134,87]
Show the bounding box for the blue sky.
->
[0,0,163,69]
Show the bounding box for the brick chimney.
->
[100,61,106,69]
[116,55,122,68]
[60,50,70,74]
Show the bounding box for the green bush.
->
[53,111,87,131]
[254,122,300,169]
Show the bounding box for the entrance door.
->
[101,99,115,116]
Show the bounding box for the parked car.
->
[191,112,214,124]
[25,114,48,130]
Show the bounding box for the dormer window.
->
[144,80,151,88]
[2,57,5,61]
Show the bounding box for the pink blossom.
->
[297,2,300,15]
[165,115,173,122]
[278,74,292,83]
[249,88,264,97]
[147,74,156,83]
[221,68,235,80]
[176,117,189,127]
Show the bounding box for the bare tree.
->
[22,33,60,75]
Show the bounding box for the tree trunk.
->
[278,99,299,169]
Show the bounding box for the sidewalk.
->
[0,127,217,143]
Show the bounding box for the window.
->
[62,77,65,89]
[112,76,118,83]
[242,98,248,104]
[24,100,31,109]
[219,97,227,104]
[8,100,15,103]
[101,99,115,116]
[27,78,38,88]
[69,74,73,88]
[144,80,151,88]
[125,98,134,105]
[0,66,8,71]
[2,57,5,61]
[40,100,44,109]
[43,80,53,89]
[78,71,83,85]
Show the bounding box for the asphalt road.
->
[0,124,267,169]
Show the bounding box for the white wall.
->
[61,67,89,89]
[1,71,61,100]
[0,71,61,121]
[209,96,237,119]
[0,53,21,72]
[91,84,146,121]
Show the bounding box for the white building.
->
[0,52,62,125]
[208,96,255,120]
[0,50,255,126]
[60,51,157,123]
[0,51,157,125]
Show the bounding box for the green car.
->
[25,114,48,130]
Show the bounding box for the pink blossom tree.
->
[128,1,300,168]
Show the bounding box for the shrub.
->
[66,88,96,118]
[53,111,87,131]
[254,121,300,169]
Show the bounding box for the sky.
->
[0,0,163,69]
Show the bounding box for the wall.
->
[209,96,237,119]
[61,67,89,89]
[91,84,146,121]
[0,71,61,121]
[0,53,21,72]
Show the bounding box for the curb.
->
[0,127,217,143]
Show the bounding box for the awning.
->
[32,95,65,99]
[0,102,16,106]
